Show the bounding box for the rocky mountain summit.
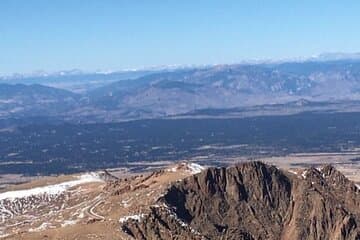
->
[2,161,360,239]
[121,162,360,240]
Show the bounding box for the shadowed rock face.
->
[121,162,360,240]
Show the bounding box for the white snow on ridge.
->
[0,173,103,201]
[187,163,205,174]
[301,170,308,179]
[119,214,146,223]
[288,169,298,175]
[168,167,178,172]
[166,162,205,174]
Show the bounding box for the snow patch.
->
[288,169,298,175]
[119,214,146,223]
[301,170,308,179]
[61,219,78,227]
[152,203,201,235]
[29,222,54,232]
[187,163,205,174]
[166,162,205,174]
[168,167,178,172]
[0,173,103,201]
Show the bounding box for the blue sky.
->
[0,0,359,75]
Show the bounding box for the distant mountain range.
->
[1,58,360,123]
[0,83,79,118]
[310,52,360,61]
[0,66,201,93]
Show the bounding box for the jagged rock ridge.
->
[121,162,360,240]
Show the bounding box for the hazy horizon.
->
[1,1,360,75]
[2,51,360,78]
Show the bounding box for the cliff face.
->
[120,162,360,240]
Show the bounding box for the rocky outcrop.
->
[120,162,360,240]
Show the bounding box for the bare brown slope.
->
[121,162,360,240]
